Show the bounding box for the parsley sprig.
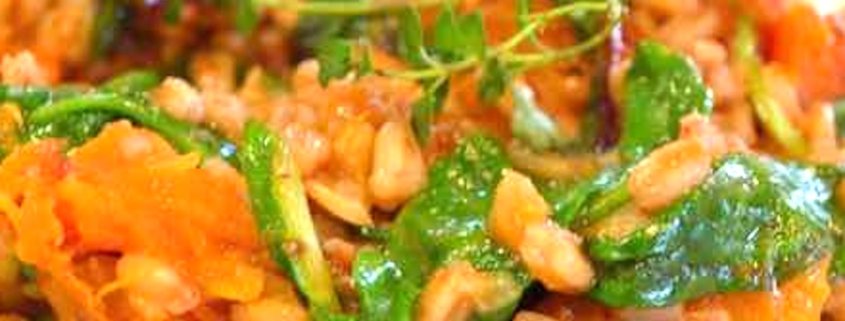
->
[316,0,623,143]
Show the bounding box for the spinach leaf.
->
[352,135,529,321]
[619,41,713,162]
[538,166,629,229]
[589,154,835,308]
[25,92,235,161]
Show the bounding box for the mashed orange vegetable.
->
[0,121,285,320]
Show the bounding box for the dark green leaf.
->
[553,0,604,39]
[478,59,509,103]
[357,46,374,77]
[354,248,418,321]
[235,0,260,35]
[835,99,845,138]
[353,136,529,321]
[459,12,486,57]
[411,79,449,145]
[432,6,485,61]
[589,154,835,308]
[164,0,184,24]
[317,39,353,86]
[619,40,713,162]
[25,92,235,162]
[539,166,630,229]
[397,8,426,66]
[91,0,127,58]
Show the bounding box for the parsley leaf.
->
[317,39,353,86]
[397,8,427,66]
[411,78,449,144]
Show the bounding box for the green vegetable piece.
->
[432,6,485,61]
[353,248,419,321]
[26,112,114,147]
[734,18,807,156]
[100,70,161,95]
[317,39,353,86]
[478,59,509,104]
[235,0,261,34]
[512,84,566,151]
[25,92,234,161]
[411,78,449,144]
[553,0,604,38]
[619,40,713,162]
[589,154,835,308]
[397,8,427,66]
[164,0,184,24]
[353,135,529,321]
[0,85,80,113]
[835,99,845,138]
[539,166,630,229]
[239,121,341,312]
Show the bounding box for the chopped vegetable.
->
[589,154,835,308]
[352,135,529,321]
[539,166,630,229]
[734,17,808,157]
[239,121,341,312]
[318,0,623,142]
[511,84,568,151]
[619,41,713,162]
[25,92,234,161]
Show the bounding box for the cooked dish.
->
[1,0,845,320]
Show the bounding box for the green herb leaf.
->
[24,92,235,162]
[353,248,418,321]
[478,59,509,103]
[164,0,184,24]
[589,154,835,308]
[411,79,449,144]
[317,39,353,86]
[352,135,529,321]
[619,40,713,162]
[357,46,374,77]
[835,99,845,138]
[539,166,630,228]
[235,0,260,35]
[432,6,486,60]
[397,8,427,66]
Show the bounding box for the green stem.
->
[239,121,341,311]
[495,1,610,55]
[503,0,623,69]
[26,93,231,159]
[377,0,621,81]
